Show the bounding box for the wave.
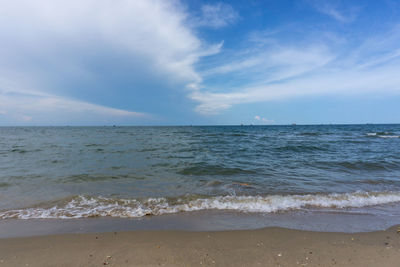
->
[299,132,321,136]
[357,179,398,185]
[84,144,100,147]
[366,132,399,138]
[1,191,400,219]
[314,159,400,171]
[60,174,146,183]
[335,160,400,171]
[9,148,42,154]
[274,145,329,153]
[178,163,255,176]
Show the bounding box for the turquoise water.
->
[0,125,400,220]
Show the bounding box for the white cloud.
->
[321,7,350,22]
[0,0,205,82]
[190,26,400,114]
[308,0,358,23]
[192,62,400,114]
[202,45,334,84]
[0,0,219,124]
[254,116,274,124]
[0,88,147,124]
[192,3,238,29]
[20,115,33,122]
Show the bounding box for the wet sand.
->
[0,225,399,266]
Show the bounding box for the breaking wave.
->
[1,191,400,219]
[366,132,399,138]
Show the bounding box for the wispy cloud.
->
[191,65,400,114]
[307,0,359,23]
[0,87,147,124]
[192,3,239,29]
[202,44,334,84]
[190,26,400,114]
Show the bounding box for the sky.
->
[1,0,400,126]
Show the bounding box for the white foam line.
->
[1,191,400,219]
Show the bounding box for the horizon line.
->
[0,123,399,127]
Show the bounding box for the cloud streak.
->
[0,87,147,124]
[190,25,400,114]
[307,0,359,23]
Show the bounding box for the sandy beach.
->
[0,225,399,267]
[1,0,400,264]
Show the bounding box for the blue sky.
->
[1,0,400,125]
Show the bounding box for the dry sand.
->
[0,225,400,266]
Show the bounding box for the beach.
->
[1,125,400,266]
[1,225,400,266]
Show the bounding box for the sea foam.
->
[366,132,399,138]
[1,191,400,219]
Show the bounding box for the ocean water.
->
[1,125,400,228]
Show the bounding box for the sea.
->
[1,124,400,236]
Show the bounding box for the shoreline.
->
[1,207,400,239]
[1,225,399,266]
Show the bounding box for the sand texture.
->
[1,226,400,266]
